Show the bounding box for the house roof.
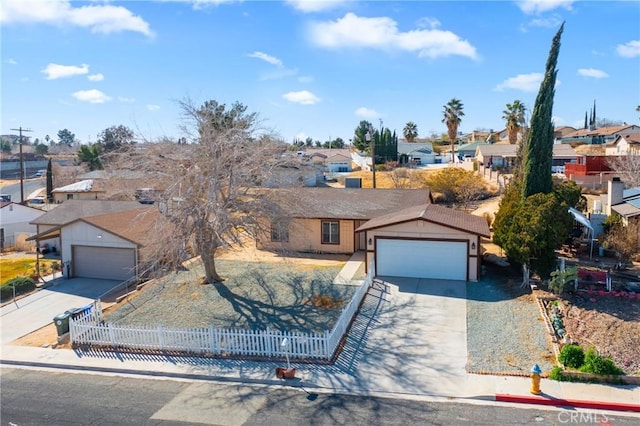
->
[564,125,639,139]
[476,144,577,158]
[326,153,351,162]
[30,200,144,225]
[611,134,640,146]
[52,179,100,193]
[0,201,43,213]
[355,203,491,237]
[398,142,433,155]
[271,188,433,220]
[611,203,640,218]
[623,187,640,200]
[458,141,489,152]
[79,207,162,246]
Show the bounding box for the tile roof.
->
[355,203,491,237]
[564,125,639,138]
[270,188,433,220]
[30,200,144,225]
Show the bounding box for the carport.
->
[356,203,491,281]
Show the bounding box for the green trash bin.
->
[53,312,71,336]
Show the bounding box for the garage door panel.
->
[376,239,467,281]
[73,246,135,281]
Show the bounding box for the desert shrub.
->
[307,294,344,309]
[0,277,36,302]
[482,212,493,229]
[549,365,567,381]
[579,347,624,376]
[558,344,584,368]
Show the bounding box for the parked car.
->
[27,197,46,208]
[30,170,46,178]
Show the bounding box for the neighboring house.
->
[357,203,490,281]
[604,134,640,156]
[602,178,640,224]
[554,126,577,142]
[263,164,320,187]
[457,142,488,159]
[397,142,436,165]
[558,125,640,145]
[475,144,577,169]
[28,200,150,280]
[0,201,45,251]
[326,153,353,173]
[52,179,103,203]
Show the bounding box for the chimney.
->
[606,177,624,215]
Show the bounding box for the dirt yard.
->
[553,291,640,375]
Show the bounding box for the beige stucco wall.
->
[61,221,137,267]
[53,192,99,203]
[362,219,481,281]
[259,218,356,254]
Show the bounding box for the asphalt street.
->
[1,368,637,426]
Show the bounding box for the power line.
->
[10,126,33,204]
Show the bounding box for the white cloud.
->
[416,17,440,29]
[355,107,381,119]
[7,58,18,65]
[88,73,104,82]
[495,73,543,92]
[0,0,154,37]
[286,0,350,13]
[521,15,563,32]
[261,68,299,81]
[118,96,136,103]
[298,75,314,83]
[247,51,283,67]
[308,13,478,60]
[42,63,89,80]
[616,40,640,58]
[72,89,111,103]
[577,68,609,79]
[517,0,574,14]
[282,90,320,105]
[189,0,241,10]
[147,104,161,111]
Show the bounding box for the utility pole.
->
[10,127,33,204]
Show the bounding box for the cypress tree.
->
[584,111,588,129]
[592,100,596,128]
[522,22,564,198]
[46,158,53,202]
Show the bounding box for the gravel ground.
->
[466,269,556,375]
[106,259,355,334]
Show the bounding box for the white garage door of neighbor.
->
[376,239,467,281]
[72,245,135,281]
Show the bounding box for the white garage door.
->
[376,239,467,281]
[72,245,136,281]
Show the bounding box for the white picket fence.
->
[70,266,374,361]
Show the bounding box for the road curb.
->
[496,394,640,413]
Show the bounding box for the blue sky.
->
[2,0,639,145]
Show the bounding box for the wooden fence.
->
[70,266,373,361]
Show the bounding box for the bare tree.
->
[109,99,292,283]
[607,154,640,187]
[388,166,415,189]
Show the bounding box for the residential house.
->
[52,179,103,203]
[554,126,577,142]
[605,134,640,156]
[397,142,436,165]
[0,201,45,251]
[602,178,640,225]
[28,200,154,280]
[259,187,490,281]
[558,125,640,145]
[475,144,578,170]
[457,142,489,160]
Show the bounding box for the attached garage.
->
[357,203,491,282]
[376,239,468,281]
[72,245,136,281]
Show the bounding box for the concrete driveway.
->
[308,276,469,397]
[0,278,119,344]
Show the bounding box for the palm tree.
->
[502,100,526,145]
[403,121,418,142]
[442,98,464,161]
